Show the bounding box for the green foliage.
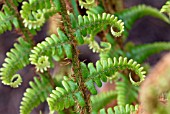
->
[0,38,31,88]
[20,75,53,114]
[0,0,170,114]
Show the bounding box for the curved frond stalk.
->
[98,104,138,114]
[78,0,96,9]
[20,0,59,29]
[115,4,170,37]
[116,73,138,106]
[126,42,170,63]
[47,76,86,111]
[20,75,53,114]
[0,5,19,34]
[160,0,170,16]
[0,38,31,88]
[81,57,146,95]
[91,90,117,112]
[29,28,73,73]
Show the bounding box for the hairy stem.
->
[59,0,90,113]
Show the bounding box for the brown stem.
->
[59,0,90,113]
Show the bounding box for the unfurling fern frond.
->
[78,0,96,9]
[75,13,124,38]
[98,104,138,114]
[115,4,170,37]
[81,56,146,95]
[20,0,59,29]
[0,38,31,88]
[116,73,138,106]
[47,76,85,111]
[126,42,170,63]
[0,5,19,34]
[91,90,117,112]
[160,0,170,15]
[20,75,53,114]
[29,28,72,73]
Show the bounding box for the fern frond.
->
[115,4,170,37]
[29,28,72,73]
[160,0,170,14]
[75,13,124,40]
[0,5,19,34]
[20,0,59,29]
[47,76,86,111]
[81,56,146,95]
[116,73,138,106]
[86,6,104,15]
[78,0,96,9]
[91,90,117,112]
[98,104,138,114]
[20,75,53,114]
[0,38,31,88]
[126,42,170,63]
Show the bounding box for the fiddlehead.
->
[0,5,19,34]
[81,56,146,95]
[126,42,170,63]
[20,75,53,114]
[0,38,31,88]
[115,4,170,37]
[78,0,96,9]
[29,28,72,73]
[20,0,59,29]
[98,104,138,114]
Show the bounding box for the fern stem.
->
[59,0,90,113]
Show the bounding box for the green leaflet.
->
[115,4,170,37]
[0,5,19,34]
[126,42,170,63]
[0,38,31,88]
[160,0,170,15]
[97,104,138,114]
[81,57,146,95]
[91,90,117,112]
[78,0,96,9]
[20,0,59,29]
[29,28,73,73]
[116,73,138,106]
[47,76,85,111]
[20,75,53,114]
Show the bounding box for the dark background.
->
[0,0,170,114]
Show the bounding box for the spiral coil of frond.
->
[0,38,31,88]
[29,28,72,73]
[116,74,138,106]
[115,4,170,37]
[47,76,85,111]
[0,5,19,34]
[126,42,170,63]
[20,0,59,29]
[78,0,96,9]
[81,56,146,95]
[98,104,138,114]
[20,75,53,114]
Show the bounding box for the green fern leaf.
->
[20,75,53,114]
[115,5,170,37]
[126,42,170,63]
[81,56,146,95]
[0,38,31,88]
[29,28,72,72]
[78,0,96,9]
[160,0,170,15]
